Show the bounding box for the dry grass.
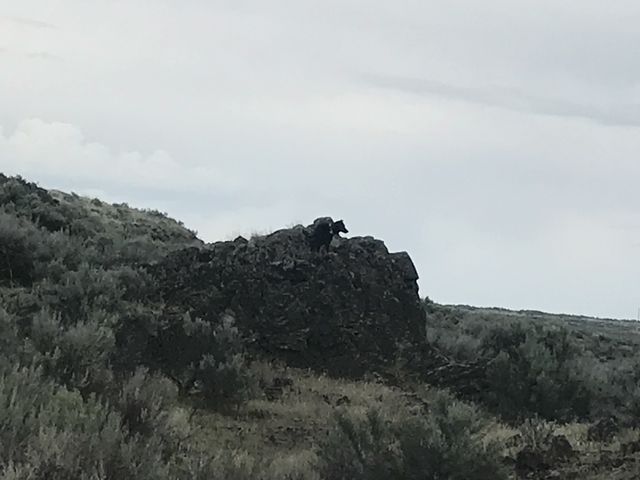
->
[184,365,525,479]
[181,363,640,480]
[187,364,409,457]
[178,365,415,479]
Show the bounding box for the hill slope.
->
[1,173,640,479]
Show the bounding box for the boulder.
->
[515,447,548,474]
[587,417,618,443]
[547,435,574,462]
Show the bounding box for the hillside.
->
[432,304,640,360]
[1,173,640,479]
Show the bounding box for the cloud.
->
[0,119,237,194]
[363,74,640,127]
[0,48,61,62]
[0,15,56,29]
[24,51,61,61]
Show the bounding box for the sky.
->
[1,0,639,319]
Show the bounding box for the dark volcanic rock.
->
[620,439,640,456]
[548,435,574,462]
[587,417,619,443]
[515,447,548,475]
[153,219,426,376]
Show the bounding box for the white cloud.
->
[0,118,237,193]
[0,15,56,29]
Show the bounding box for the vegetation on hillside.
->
[1,173,639,479]
[0,175,505,479]
[425,301,640,425]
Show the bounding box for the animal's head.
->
[332,220,348,235]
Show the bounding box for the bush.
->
[0,366,175,480]
[177,450,320,480]
[29,309,116,396]
[518,417,557,451]
[110,368,196,471]
[196,353,254,410]
[317,392,507,480]
[115,368,179,439]
[147,311,256,409]
[0,212,37,286]
[36,265,125,323]
[191,315,257,411]
[482,325,593,421]
[0,309,21,367]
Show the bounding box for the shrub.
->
[177,450,320,480]
[483,325,593,421]
[196,353,254,410]
[0,366,175,480]
[0,212,37,286]
[147,311,256,407]
[0,309,21,367]
[114,368,179,439]
[29,309,116,396]
[317,392,507,480]
[36,265,125,323]
[191,315,257,411]
[519,417,557,451]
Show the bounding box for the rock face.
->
[153,219,426,376]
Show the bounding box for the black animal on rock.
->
[307,217,349,252]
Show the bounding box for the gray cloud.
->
[363,74,640,127]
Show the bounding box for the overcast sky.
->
[1,0,639,319]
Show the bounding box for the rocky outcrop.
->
[153,219,426,376]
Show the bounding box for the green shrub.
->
[176,450,320,480]
[483,325,593,421]
[518,417,557,451]
[196,353,254,410]
[36,265,125,322]
[191,315,257,411]
[0,366,175,480]
[147,311,256,409]
[317,392,507,480]
[29,309,116,396]
[115,368,179,439]
[0,212,37,287]
[0,309,21,367]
